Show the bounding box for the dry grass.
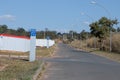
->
[70,40,87,50]
[0,63,8,71]
[110,33,120,53]
[86,37,99,48]
[0,57,42,80]
[70,35,120,62]
[0,50,29,56]
[86,33,120,53]
[36,45,56,57]
[0,44,56,80]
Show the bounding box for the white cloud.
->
[0,14,16,21]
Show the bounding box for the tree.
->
[0,25,8,34]
[89,17,118,50]
[36,31,44,39]
[89,17,118,39]
[6,29,16,35]
[57,32,63,40]
[36,30,57,39]
[46,31,57,39]
[80,30,89,40]
[16,27,26,36]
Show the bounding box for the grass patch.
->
[0,50,29,56]
[0,57,42,80]
[36,45,56,57]
[0,45,56,80]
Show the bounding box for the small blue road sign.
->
[46,36,50,40]
[30,29,36,36]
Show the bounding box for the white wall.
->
[0,35,55,52]
[36,39,55,47]
[0,36,30,52]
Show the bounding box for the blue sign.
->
[46,36,50,40]
[30,29,36,36]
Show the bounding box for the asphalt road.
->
[41,43,120,80]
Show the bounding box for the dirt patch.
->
[0,63,8,71]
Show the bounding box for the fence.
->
[0,34,55,52]
[36,39,55,47]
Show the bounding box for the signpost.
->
[46,36,50,48]
[29,29,36,62]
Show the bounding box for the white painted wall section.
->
[0,34,55,52]
[36,39,55,47]
[0,34,30,52]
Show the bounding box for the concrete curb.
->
[32,44,57,80]
[32,61,45,80]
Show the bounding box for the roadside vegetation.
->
[0,45,56,80]
[0,58,42,80]
[70,37,120,62]
[63,17,120,62]
[36,45,56,57]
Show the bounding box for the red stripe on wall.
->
[0,34,30,40]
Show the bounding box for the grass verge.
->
[36,45,56,57]
[0,57,42,80]
[0,44,57,80]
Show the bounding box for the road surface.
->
[40,43,120,80]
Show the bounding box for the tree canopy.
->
[0,25,8,34]
[0,25,58,39]
[89,17,118,39]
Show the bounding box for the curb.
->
[32,61,45,80]
[33,44,57,80]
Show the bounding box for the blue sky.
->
[0,0,120,32]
